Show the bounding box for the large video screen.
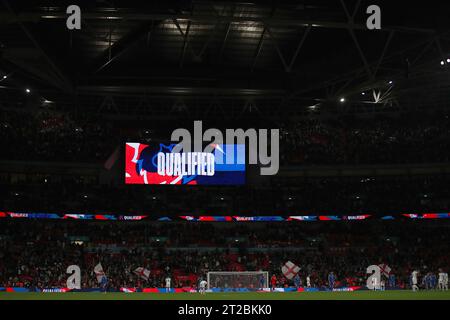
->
[125,142,245,185]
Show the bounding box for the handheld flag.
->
[94,263,106,284]
[282,261,300,280]
[133,267,151,280]
[378,264,392,277]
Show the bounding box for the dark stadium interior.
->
[0,0,450,300]
[1,1,450,215]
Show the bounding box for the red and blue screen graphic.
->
[125,142,246,185]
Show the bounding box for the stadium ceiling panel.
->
[0,1,449,116]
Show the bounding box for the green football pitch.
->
[1,290,450,300]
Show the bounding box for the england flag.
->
[133,267,151,280]
[94,263,106,283]
[282,261,300,280]
[378,264,392,277]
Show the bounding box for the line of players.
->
[410,269,449,291]
[269,270,449,291]
[271,272,350,291]
[164,276,208,295]
[162,270,449,293]
[270,273,313,290]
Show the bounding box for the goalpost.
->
[207,271,269,290]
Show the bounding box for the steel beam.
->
[0,11,437,35]
[2,0,74,92]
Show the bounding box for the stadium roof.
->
[1,0,450,119]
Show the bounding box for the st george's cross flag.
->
[378,264,392,277]
[133,267,151,281]
[282,261,300,280]
[94,263,107,284]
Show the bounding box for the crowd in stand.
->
[1,174,449,214]
[1,108,449,291]
[0,110,116,162]
[0,219,448,290]
[2,109,450,165]
[280,114,450,165]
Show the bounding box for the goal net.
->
[207,271,269,290]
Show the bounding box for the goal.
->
[207,271,269,290]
